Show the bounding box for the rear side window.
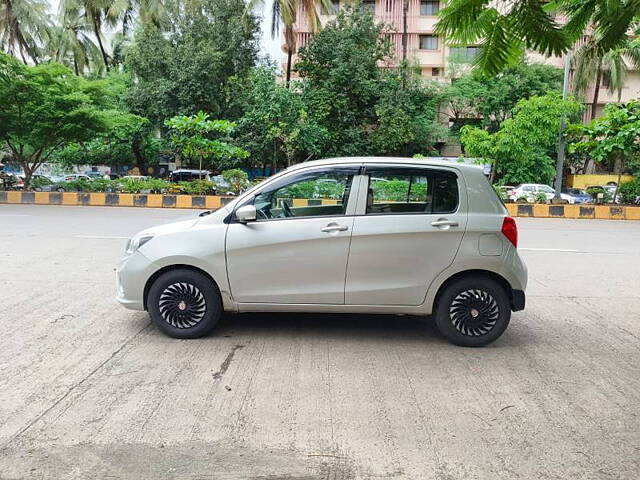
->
[365,168,458,215]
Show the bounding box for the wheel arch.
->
[432,269,513,313]
[143,264,221,311]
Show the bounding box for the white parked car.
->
[508,184,575,203]
[117,157,528,347]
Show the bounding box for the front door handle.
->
[431,219,459,228]
[321,223,349,233]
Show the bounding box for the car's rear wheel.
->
[147,268,222,338]
[434,275,511,347]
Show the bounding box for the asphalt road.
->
[0,205,639,480]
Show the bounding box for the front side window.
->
[419,35,439,50]
[420,0,439,15]
[365,168,458,214]
[251,168,355,221]
[361,0,376,11]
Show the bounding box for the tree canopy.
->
[0,53,109,186]
[461,93,583,185]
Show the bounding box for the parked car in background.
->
[586,185,620,203]
[121,175,149,181]
[63,174,91,182]
[508,184,575,204]
[117,157,527,347]
[85,172,103,179]
[169,169,211,182]
[561,188,593,204]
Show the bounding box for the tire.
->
[434,275,511,347]
[147,268,222,339]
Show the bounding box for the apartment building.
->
[284,0,640,119]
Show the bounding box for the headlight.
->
[125,234,154,255]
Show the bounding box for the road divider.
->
[0,191,236,209]
[2,191,640,219]
[505,203,640,220]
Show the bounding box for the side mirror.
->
[235,204,257,223]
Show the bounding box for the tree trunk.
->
[591,63,602,121]
[286,50,293,87]
[402,0,408,63]
[73,56,79,76]
[132,137,145,174]
[583,63,603,174]
[284,26,295,88]
[93,16,110,71]
[21,162,33,190]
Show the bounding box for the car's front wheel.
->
[434,275,511,347]
[147,268,222,339]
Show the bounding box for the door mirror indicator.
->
[236,205,257,223]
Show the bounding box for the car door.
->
[225,166,360,304]
[345,165,467,306]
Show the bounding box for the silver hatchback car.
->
[117,157,527,347]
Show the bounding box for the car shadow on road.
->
[213,312,446,344]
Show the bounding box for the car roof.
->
[286,156,485,173]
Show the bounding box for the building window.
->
[361,0,375,12]
[420,0,439,16]
[325,0,340,14]
[419,35,439,50]
[432,67,441,77]
[449,46,481,61]
[601,71,610,89]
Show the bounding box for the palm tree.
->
[435,0,640,76]
[59,0,112,71]
[249,0,331,86]
[106,0,168,37]
[572,37,640,120]
[0,0,51,64]
[571,36,640,173]
[50,6,102,74]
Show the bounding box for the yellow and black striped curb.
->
[2,192,639,219]
[0,192,344,210]
[0,191,236,209]
[505,203,640,220]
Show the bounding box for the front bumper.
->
[511,290,526,311]
[116,250,157,311]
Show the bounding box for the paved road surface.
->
[0,205,639,479]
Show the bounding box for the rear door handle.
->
[431,219,459,228]
[321,224,349,233]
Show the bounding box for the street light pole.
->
[553,50,572,202]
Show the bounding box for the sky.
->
[46,0,282,66]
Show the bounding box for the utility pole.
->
[553,50,572,202]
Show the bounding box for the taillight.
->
[501,216,518,248]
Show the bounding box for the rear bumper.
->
[511,290,526,311]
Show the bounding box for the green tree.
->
[0,0,51,64]
[444,63,564,133]
[461,93,583,184]
[296,7,443,157]
[54,111,162,173]
[569,101,640,199]
[234,67,328,173]
[0,54,108,188]
[165,111,248,177]
[125,0,260,126]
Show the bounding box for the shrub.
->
[65,178,93,192]
[586,187,613,204]
[88,178,116,192]
[179,180,217,195]
[31,176,54,189]
[222,169,250,194]
[534,192,548,204]
[117,177,145,194]
[493,185,508,202]
[618,179,640,204]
